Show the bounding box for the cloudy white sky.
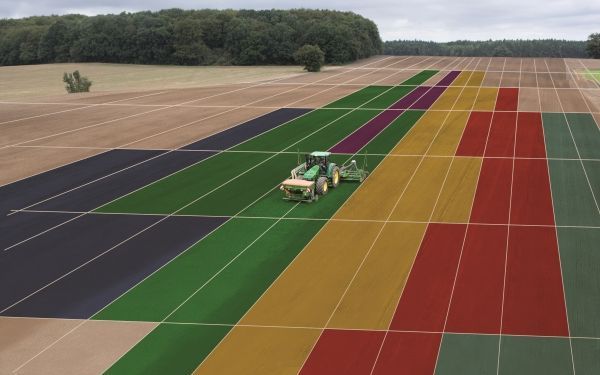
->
[2,0,600,41]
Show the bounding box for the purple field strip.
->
[410,86,447,110]
[436,70,461,86]
[329,110,404,153]
[390,86,431,109]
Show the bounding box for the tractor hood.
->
[303,165,320,180]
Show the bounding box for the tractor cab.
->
[305,151,330,175]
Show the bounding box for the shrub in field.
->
[294,44,325,72]
[63,70,92,93]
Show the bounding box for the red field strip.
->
[515,112,546,158]
[445,224,507,334]
[299,329,385,375]
[502,226,569,336]
[484,111,517,157]
[495,88,519,111]
[455,111,493,157]
[389,224,466,332]
[469,158,513,224]
[372,332,441,375]
[510,159,555,225]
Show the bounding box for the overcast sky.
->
[3,0,599,41]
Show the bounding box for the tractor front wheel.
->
[331,166,341,188]
[316,177,328,195]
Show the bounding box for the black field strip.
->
[0,212,79,250]
[0,214,161,312]
[182,108,312,150]
[0,149,164,216]
[30,151,215,212]
[2,216,226,319]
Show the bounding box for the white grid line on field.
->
[5,55,430,373]
[3,315,599,341]
[188,55,463,375]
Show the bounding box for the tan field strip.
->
[13,320,157,375]
[289,85,359,108]
[482,71,502,86]
[556,89,591,112]
[0,147,102,185]
[0,103,87,123]
[539,88,563,112]
[500,72,520,87]
[520,72,538,87]
[518,87,542,112]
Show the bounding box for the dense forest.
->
[0,9,382,66]
[383,39,588,58]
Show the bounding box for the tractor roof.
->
[309,151,331,157]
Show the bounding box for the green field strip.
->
[498,336,573,375]
[99,108,425,373]
[179,110,381,216]
[167,219,323,323]
[359,85,417,109]
[557,227,600,337]
[324,86,392,109]
[94,218,276,321]
[572,338,600,374]
[565,113,600,159]
[104,324,229,375]
[234,108,348,151]
[583,161,600,201]
[548,159,600,226]
[542,113,579,159]
[240,110,424,218]
[435,333,498,375]
[400,69,438,85]
[96,151,271,214]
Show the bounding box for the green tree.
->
[172,18,211,65]
[63,70,92,93]
[294,44,325,72]
[587,33,600,59]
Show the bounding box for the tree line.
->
[383,39,590,58]
[0,9,382,66]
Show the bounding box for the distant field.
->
[585,70,600,83]
[0,63,305,101]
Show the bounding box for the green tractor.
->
[280,151,368,202]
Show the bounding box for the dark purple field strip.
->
[0,214,161,312]
[410,86,447,110]
[329,110,404,153]
[436,70,461,86]
[0,149,164,216]
[390,86,431,109]
[0,212,78,250]
[2,215,226,319]
[182,108,311,150]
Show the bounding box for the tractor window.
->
[306,155,316,168]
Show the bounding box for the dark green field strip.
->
[583,161,600,200]
[233,109,348,151]
[167,219,323,323]
[94,218,275,321]
[565,113,600,159]
[180,110,381,216]
[401,69,438,85]
[240,110,424,218]
[105,324,229,375]
[498,336,573,375]
[323,86,392,108]
[360,85,417,109]
[557,227,600,337]
[572,339,600,374]
[548,160,600,226]
[435,333,498,375]
[542,113,579,159]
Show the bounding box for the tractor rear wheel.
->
[316,177,328,195]
[331,166,341,188]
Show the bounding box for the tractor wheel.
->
[316,177,328,195]
[331,166,341,188]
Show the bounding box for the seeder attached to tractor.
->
[280,151,368,203]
